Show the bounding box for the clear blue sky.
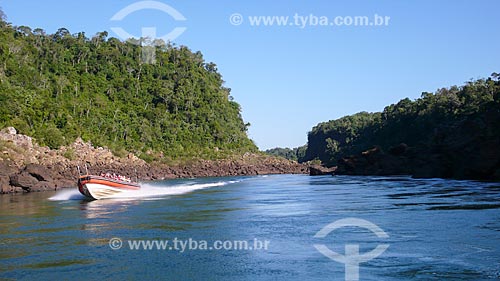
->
[2,0,499,150]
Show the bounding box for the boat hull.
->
[78,175,140,200]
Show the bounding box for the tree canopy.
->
[301,74,500,166]
[264,147,299,161]
[0,22,257,161]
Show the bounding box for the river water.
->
[1,175,500,280]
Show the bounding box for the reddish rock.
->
[309,165,336,176]
[0,176,10,194]
[336,146,409,176]
[24,164,53,182]
[32,181,56,192]
[1,127,308,194]
[9,172,39,192]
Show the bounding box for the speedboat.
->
[78,174,140,200]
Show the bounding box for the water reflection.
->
[0,191,57,217]
[78,199,139,236]
[78,199,136,219]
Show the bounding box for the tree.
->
[16,25,32,36]
[33,28,46,36]
[0,6,6,22]
[53,27,70,40]
[91,31,108,47]
[491,72,500,81]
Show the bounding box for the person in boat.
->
[97,172,132,183]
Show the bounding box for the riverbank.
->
[0,127,307,194]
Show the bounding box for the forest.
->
[0,15,257,162]
[300,73,500,167]
[267,73,500,171]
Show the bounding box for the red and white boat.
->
[78,174,140,200]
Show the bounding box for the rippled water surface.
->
[1,175,500,280]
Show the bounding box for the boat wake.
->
[123,181,238,199]
[49,180,239,201]
[49,189,86,201]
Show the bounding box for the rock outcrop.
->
[309,165,337,176]
[0,127,307,194]
[336,135,500,181]
[336,145,410,176]
[0,161,21,193]
[335,107,500,181]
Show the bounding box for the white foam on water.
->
[48,180,239,201]
[112,181,238,199]
[48,189,86,201]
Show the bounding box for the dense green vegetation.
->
[301,74,500,166]
[264,145,307,162]
[0,15,257,161]
[264,147,298,161]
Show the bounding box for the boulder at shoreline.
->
[0,127,307,194]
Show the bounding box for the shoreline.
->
[0,127,307,194]
[1,159,308,194]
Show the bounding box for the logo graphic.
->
[229,13,244,26]
[314,218,389,281]
[110,1,187,63]
[109,237,123,250]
